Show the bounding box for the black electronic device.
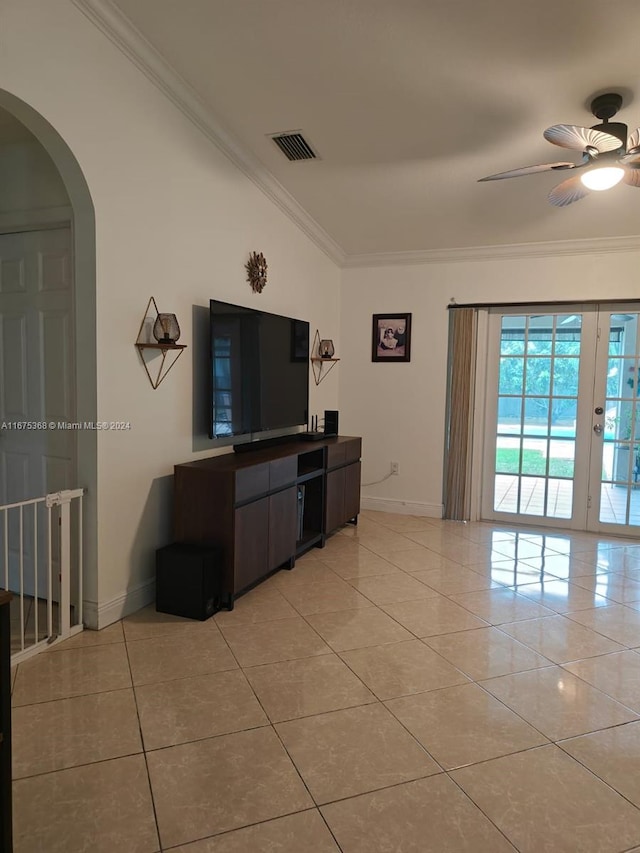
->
[156,542,224,620]
[209,299,309,441]
[300,413,325,441]
[324,410,339,437]
[299,431,326,442]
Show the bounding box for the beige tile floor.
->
[10,510,640,852]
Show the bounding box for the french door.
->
[481,303,640,534]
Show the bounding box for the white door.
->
[587,306,640,534]
[0,226,75,595]
[482,303,640,535]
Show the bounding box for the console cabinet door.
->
[234,498,269,591]
[268,486,297,571]
[343,438,362,465]
[343,461,361,522]
[325,467,345,534]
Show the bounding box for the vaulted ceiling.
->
[107,0,640,258]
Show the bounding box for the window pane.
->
[498,396,522,426]
[551,358,579,397]
[494,474,518,513]
[548,441,574,478]
[499,357,524,394]
[525,358,551,396]
[550,400,576,436]
[518,477,545,515]
[520,439,548,476]
[523,397,549,433]
[496,441,521,474]
[500,317,526,355]
[546,478,572,518]
[526,336,552,355]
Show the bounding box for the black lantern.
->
[319,339,335,359]
[153,313,181,345]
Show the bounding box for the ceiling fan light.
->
[580,166,624,191]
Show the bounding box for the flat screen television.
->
[209,299,310,440]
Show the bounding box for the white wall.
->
[0,0,341,625]
[340,249,640,517]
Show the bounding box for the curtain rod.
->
[447,298,640,310]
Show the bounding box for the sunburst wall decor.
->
[245,251,268,293]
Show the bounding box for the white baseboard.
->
[82,501,441,629]
[83,578,155,630]
[360,497,443,518]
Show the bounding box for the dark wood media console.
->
[174,435,361,608]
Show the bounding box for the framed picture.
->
[372,313,412,362]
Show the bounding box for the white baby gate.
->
[0,488,84,664]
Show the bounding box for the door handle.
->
[593,423,603,435]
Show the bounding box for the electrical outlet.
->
[390,462,399,475]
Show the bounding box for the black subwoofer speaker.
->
[156,542,223,620]
[324,410,339,436]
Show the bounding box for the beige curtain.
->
[443,308,477,520]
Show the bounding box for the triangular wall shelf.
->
[135,297,187,389]
[310,329,339,386]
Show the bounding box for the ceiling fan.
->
[479,93,640,206]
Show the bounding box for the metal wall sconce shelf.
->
[310,329,339,386]
[135,297,187,389]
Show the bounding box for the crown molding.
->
[71,0,346,266]
[343,234,640,268]
[63,2,640,272]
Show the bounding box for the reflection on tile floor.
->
[11,511,640,852]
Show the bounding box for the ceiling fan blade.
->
[626,127,640,154]
[620,151,640,166]
[623,168,640,188]
[544,124,621,153]
[478,162,576,181]
[548,174,591,207]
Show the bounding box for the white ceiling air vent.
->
[269,131,318,161]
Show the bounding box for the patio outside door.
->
[481,303,640,535]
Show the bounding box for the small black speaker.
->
[324,410,339,436]
[156,542,223,621]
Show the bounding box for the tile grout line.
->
[122,626,164,853]
[161,600,347,851]
[10,515,640,852]
[158,807,338,852]
[214,612,348,852]
[214,561,460,850]
[553,722,640,817]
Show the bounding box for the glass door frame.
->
[480,304,597,531]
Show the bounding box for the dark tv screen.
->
[209,299,309,439]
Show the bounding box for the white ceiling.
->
[108,0,640,257]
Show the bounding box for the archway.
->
[0,90,98,627]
